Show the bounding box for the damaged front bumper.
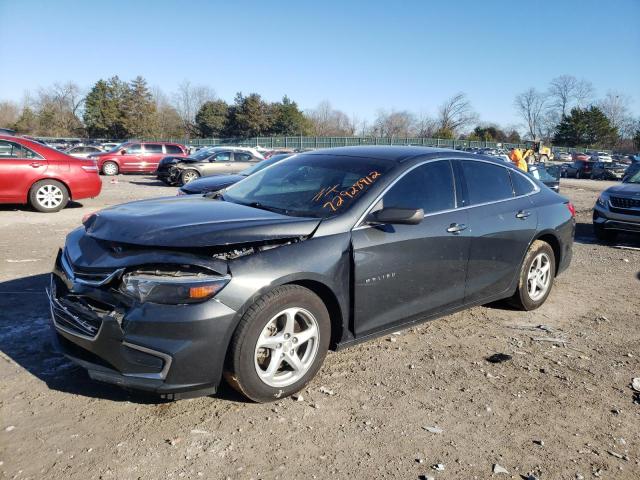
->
[48,247,239,399]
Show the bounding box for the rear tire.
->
[29,180,69,213]
[509,240,556,311]
[224,285,331,403]
[102,161,119,176]
[594,224,617,243]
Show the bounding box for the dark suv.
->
[590,162,627,180]
[562,160,594,179]
[593,169,640,241]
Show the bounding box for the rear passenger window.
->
[510,170,535,196]
[461,161,513,205]
[235,152,253,162]
[165,145,182,154]
[145,144,163,153]
[382,160,455,214]
[126,144,142,154]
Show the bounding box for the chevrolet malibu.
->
[49,147,575,402]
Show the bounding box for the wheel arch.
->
[27,177,72,202]
[532,231,562,274]
[284,279,345,349]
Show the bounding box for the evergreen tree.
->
[229,93,271,137]
[195,100,229,137]
[271,96,311,135]
[554,107,618,147]
[122,76,156,138]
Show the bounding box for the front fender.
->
[216,232,352,339]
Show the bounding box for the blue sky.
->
[1,0,638,128]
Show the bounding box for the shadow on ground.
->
[0,273,250,404]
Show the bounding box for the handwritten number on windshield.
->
[313,171,381,212]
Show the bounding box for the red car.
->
[571,152,590,162]
[89,142,188,175]
[0,135,102,212]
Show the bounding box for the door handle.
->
[516,210,531,219]
[446,223,467,234]
[30,162,42,168]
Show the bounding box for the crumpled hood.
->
[84,196,320,247]
[606,183,640,196]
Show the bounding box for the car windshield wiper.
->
[243,202,291,215]
[205,191,226,200]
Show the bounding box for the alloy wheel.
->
[527,252,551,301]
[35,184,64,209]
[182,170,199,184]
[254,307,320,388]
[103,162,118,175]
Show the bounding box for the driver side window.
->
[213,152,231,162]
[381,160,455,214]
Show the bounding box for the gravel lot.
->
[1,175,639,480]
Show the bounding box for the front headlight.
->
[121,272,230,304]
[596,193,609,208]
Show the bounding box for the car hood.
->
[83,196,321,248]
[182,174,246,193]
[606,183,640,196]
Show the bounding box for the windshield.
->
[240,154,291,176]
[186,148,215,161]
[108,143,125,152]
[626,171,640,184]
[223,154,394,218]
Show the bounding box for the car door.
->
[352,160,470,337]
[0,140,48,202]
[119,143,143,172]
[210,151,235,174]
[232,152,258,172]
[457,160,538,304]
[142,143,165,171]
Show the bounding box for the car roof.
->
[302,145,496,164]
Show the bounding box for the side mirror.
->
[120,149,127,155]
[366,207,424,225]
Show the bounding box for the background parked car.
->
[555,151,572,162]
[590,162,627,180]
[563,160,594,179]
[178,153,293,195]
[528,163,561,192]
[590,151,613,162]
[89,142,188,175]
[64,145,104,158]
[622,161,640,182]
[571,152,590,162]
[169,147,265,185]
[0,135,101,212]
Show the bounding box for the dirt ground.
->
[1,175,639,480]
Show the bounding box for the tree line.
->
[1,74,638,151]
[513,75,639,151]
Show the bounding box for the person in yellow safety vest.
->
[509,148,528,173]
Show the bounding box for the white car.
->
[591,151,613,162]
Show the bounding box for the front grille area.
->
[610,196,640,209]
[49,287,104,338]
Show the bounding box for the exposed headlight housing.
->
[121,271,230,304]
[596,193,609,208]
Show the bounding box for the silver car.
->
[171,147,265,185]
[64,146,104,158]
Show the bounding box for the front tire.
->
[509,240,556,311]
[180,169,200,185]
[29,180,69,213]
[102,161,119,176]
[224,285,331,403]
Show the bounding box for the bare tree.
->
[548,75,594,116]
[372,109,415,137]
[305,101,355,136]
[514,88,548,140]
[0,101,19,128]
[598,91,633,134]
[414,112,438,138]
[437,93,478,135]
[172,81,216,137]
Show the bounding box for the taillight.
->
[566,202,575,217]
